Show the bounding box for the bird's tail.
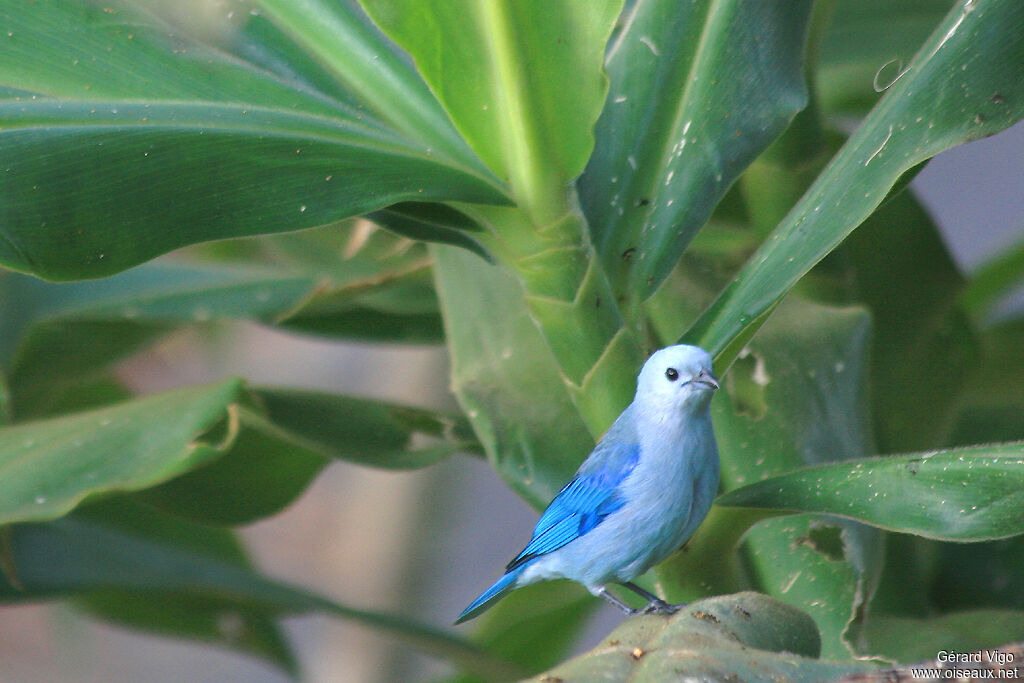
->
[455,566,525,624]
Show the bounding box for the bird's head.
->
[636,344,718,412]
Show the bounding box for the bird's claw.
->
[638,599,682,616]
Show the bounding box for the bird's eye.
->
[665,367,679,381]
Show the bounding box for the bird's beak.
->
[690,368,719,391]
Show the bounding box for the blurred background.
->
[0,0,1022,677]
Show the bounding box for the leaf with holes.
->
[676,297,882,659]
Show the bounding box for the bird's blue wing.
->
[505,437,639,571]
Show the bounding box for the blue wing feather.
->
[505,433,639,571]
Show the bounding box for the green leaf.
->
[251,0,491,172]
[644,193,760,346]
[817,0,955,117]
[579,0,814,303]
[1,265,289,407]
[717,442,1024,541]
[946,321,1024,454]
[0,1,507,281]
[1,501,521,681]
[368,202,493,262]
[0,370,8,425]
[79,589,299,676]
[0,379,246,526]
[361,0,622,221]
[216,3,374,112]
[2,224,448,417]
[862,610,1024,663]
[2,1,343,110]
[228,222,447,343]
[433,244,594,507]
[13,375,134,429]
[685,0,1024,364]
[1,318,475,525]
[70,499,297,675]
[867,532,939,618]
[740,515,880,661]
[449,204,643,437]
[713,298,875,484]
[527,592,874,682]
[135,406,329,525]
[254,386,481,470]
[140,383,483,525]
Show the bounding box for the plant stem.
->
[462,202,645,437]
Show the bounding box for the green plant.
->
[2,0,1024,679]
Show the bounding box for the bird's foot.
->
[638,598,683,615]
[596,585,685,617]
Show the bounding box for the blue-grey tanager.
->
[457,344,719,623]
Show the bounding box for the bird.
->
[456,344,720,623]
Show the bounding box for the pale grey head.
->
[635,344,718,411]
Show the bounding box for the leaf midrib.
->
[0,99,509,191]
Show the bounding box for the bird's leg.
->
[594,586,638,615]
[619,582,684,615]
[619,581,661,602]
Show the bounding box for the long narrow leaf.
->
[253,0,489,171]
[0,377,474,527]
[685,0,1024,364]
[361,0,622,220]
[0,380,245,526]
[1,226,447,418]
[0,1,507,281]
[717,443,1024,541]
[579,0,813,302]
[2,503,522,680]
